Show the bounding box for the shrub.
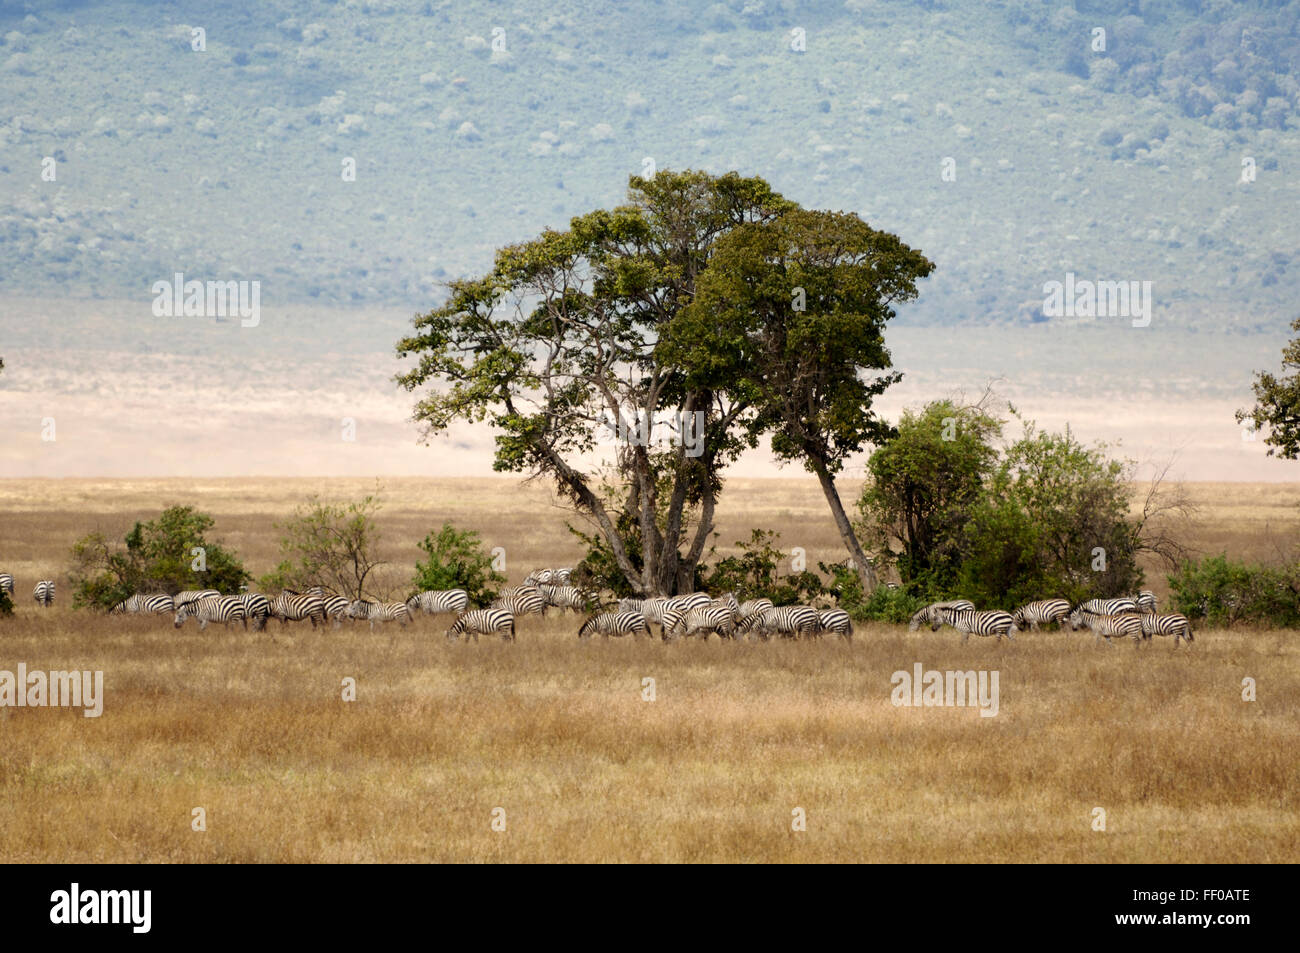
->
[411,523,504,608]
[1168,555,1300,628]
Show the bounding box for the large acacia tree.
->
[396,170,932,596]
[1237,315,1300,458]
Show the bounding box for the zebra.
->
[232,593,272,631]
[1133,590,1158,614]
[929,608,1018,643]
[1010,599,1071,632]
[538,584,590,614]
[317,594,350,628]
[1068,610,1143,647]
[348,600,412,630]
[907,600,976,632]
[446,608,515,642]
[738,605,820,639]
[174,595,247,631]
[525,568,573,587]
[175,589,220,607]
[1137,612,1194,647]
[269,592,327,627]
[491,587,547,618]
[0,572,13,596]
[406,589,470,616]
[33,580,55,607]
[737,598,775,625]
[666,604,737,641]
[578,611,651,640]
[1078,597,1138,616]
[816,608,853,640]
[111,593,175,614]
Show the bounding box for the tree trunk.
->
[810,458,879,594]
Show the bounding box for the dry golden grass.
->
[0,477,1298,862]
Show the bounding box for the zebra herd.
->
[905,591,1194,648]
[1,564,1192,648]
[1,573,56,607]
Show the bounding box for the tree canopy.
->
[397,169,933,596]
[1237,316,1300,459]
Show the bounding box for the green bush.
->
[851,585,927,624]
[701,529,824,605]
[411,523,505,608]
[69,506,250,610]
[1168,556,1300,628]
[0,588,13,617]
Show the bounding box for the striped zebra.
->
[737,598,775,625]
[112,593,175,614]
[174,595,247,631]
[348,600,412,629]
[929,608,1018,643]
[491,587,547,618]
[317,595,350,628]
[621,597,675,636]
[269,592,327,627]
[1068,610,1143,647]
[524,568,573,587]
[232,593,272,630]
[666,604,737,641]
[1078,597,1138,616]
[175,589,220,607]
[816,608,853,640]
[406,589,470,616]
[0,572,13,596]
[1010,599,1071,632]
[1133,590,1158,614]
[738,605,820,639]
[1138,612,1194,647]
[578,611,651,640]
[33,580,55,607]
[907,600,976,632]
[446,608,515,642]
[538,584,590,614]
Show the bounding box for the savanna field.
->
[1,477,1298,863]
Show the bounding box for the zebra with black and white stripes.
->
[0,572,13,597]
[907,600,976,632]
[232,593,272,630]
[816,608,853,640]
[578,611,651,640]
[1133,590,1158,614]
[666,604,737,641]
[1078,597,1138,616]
[315,594,350,628]
[491,587,547,618]
[348,600,412,630]
[406,589,470,617]
[1010,599,1071,632]
[33,580,55,607]
[446,608,515,642]
[174,595,247,631]
[112,593,175,615]
[175,589,220,607]
[1137,612,1194,647]
[538,584,590,614]
[269,592,327,627]
[737,598,775,625]
[929,608,1018,643]
[1068,610,1143,647]
[738,605,820,639]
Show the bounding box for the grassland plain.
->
[0,477,1297,862]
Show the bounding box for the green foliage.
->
[700,530,824,605]
[860,399,1002,590]
[1168,555,1300,628]
[851,585,928,624]
[69,506,249,610]
[1237,315,1300,459]
[411,523,505,608]
[259,494,384,600]
[0,587,12,617]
